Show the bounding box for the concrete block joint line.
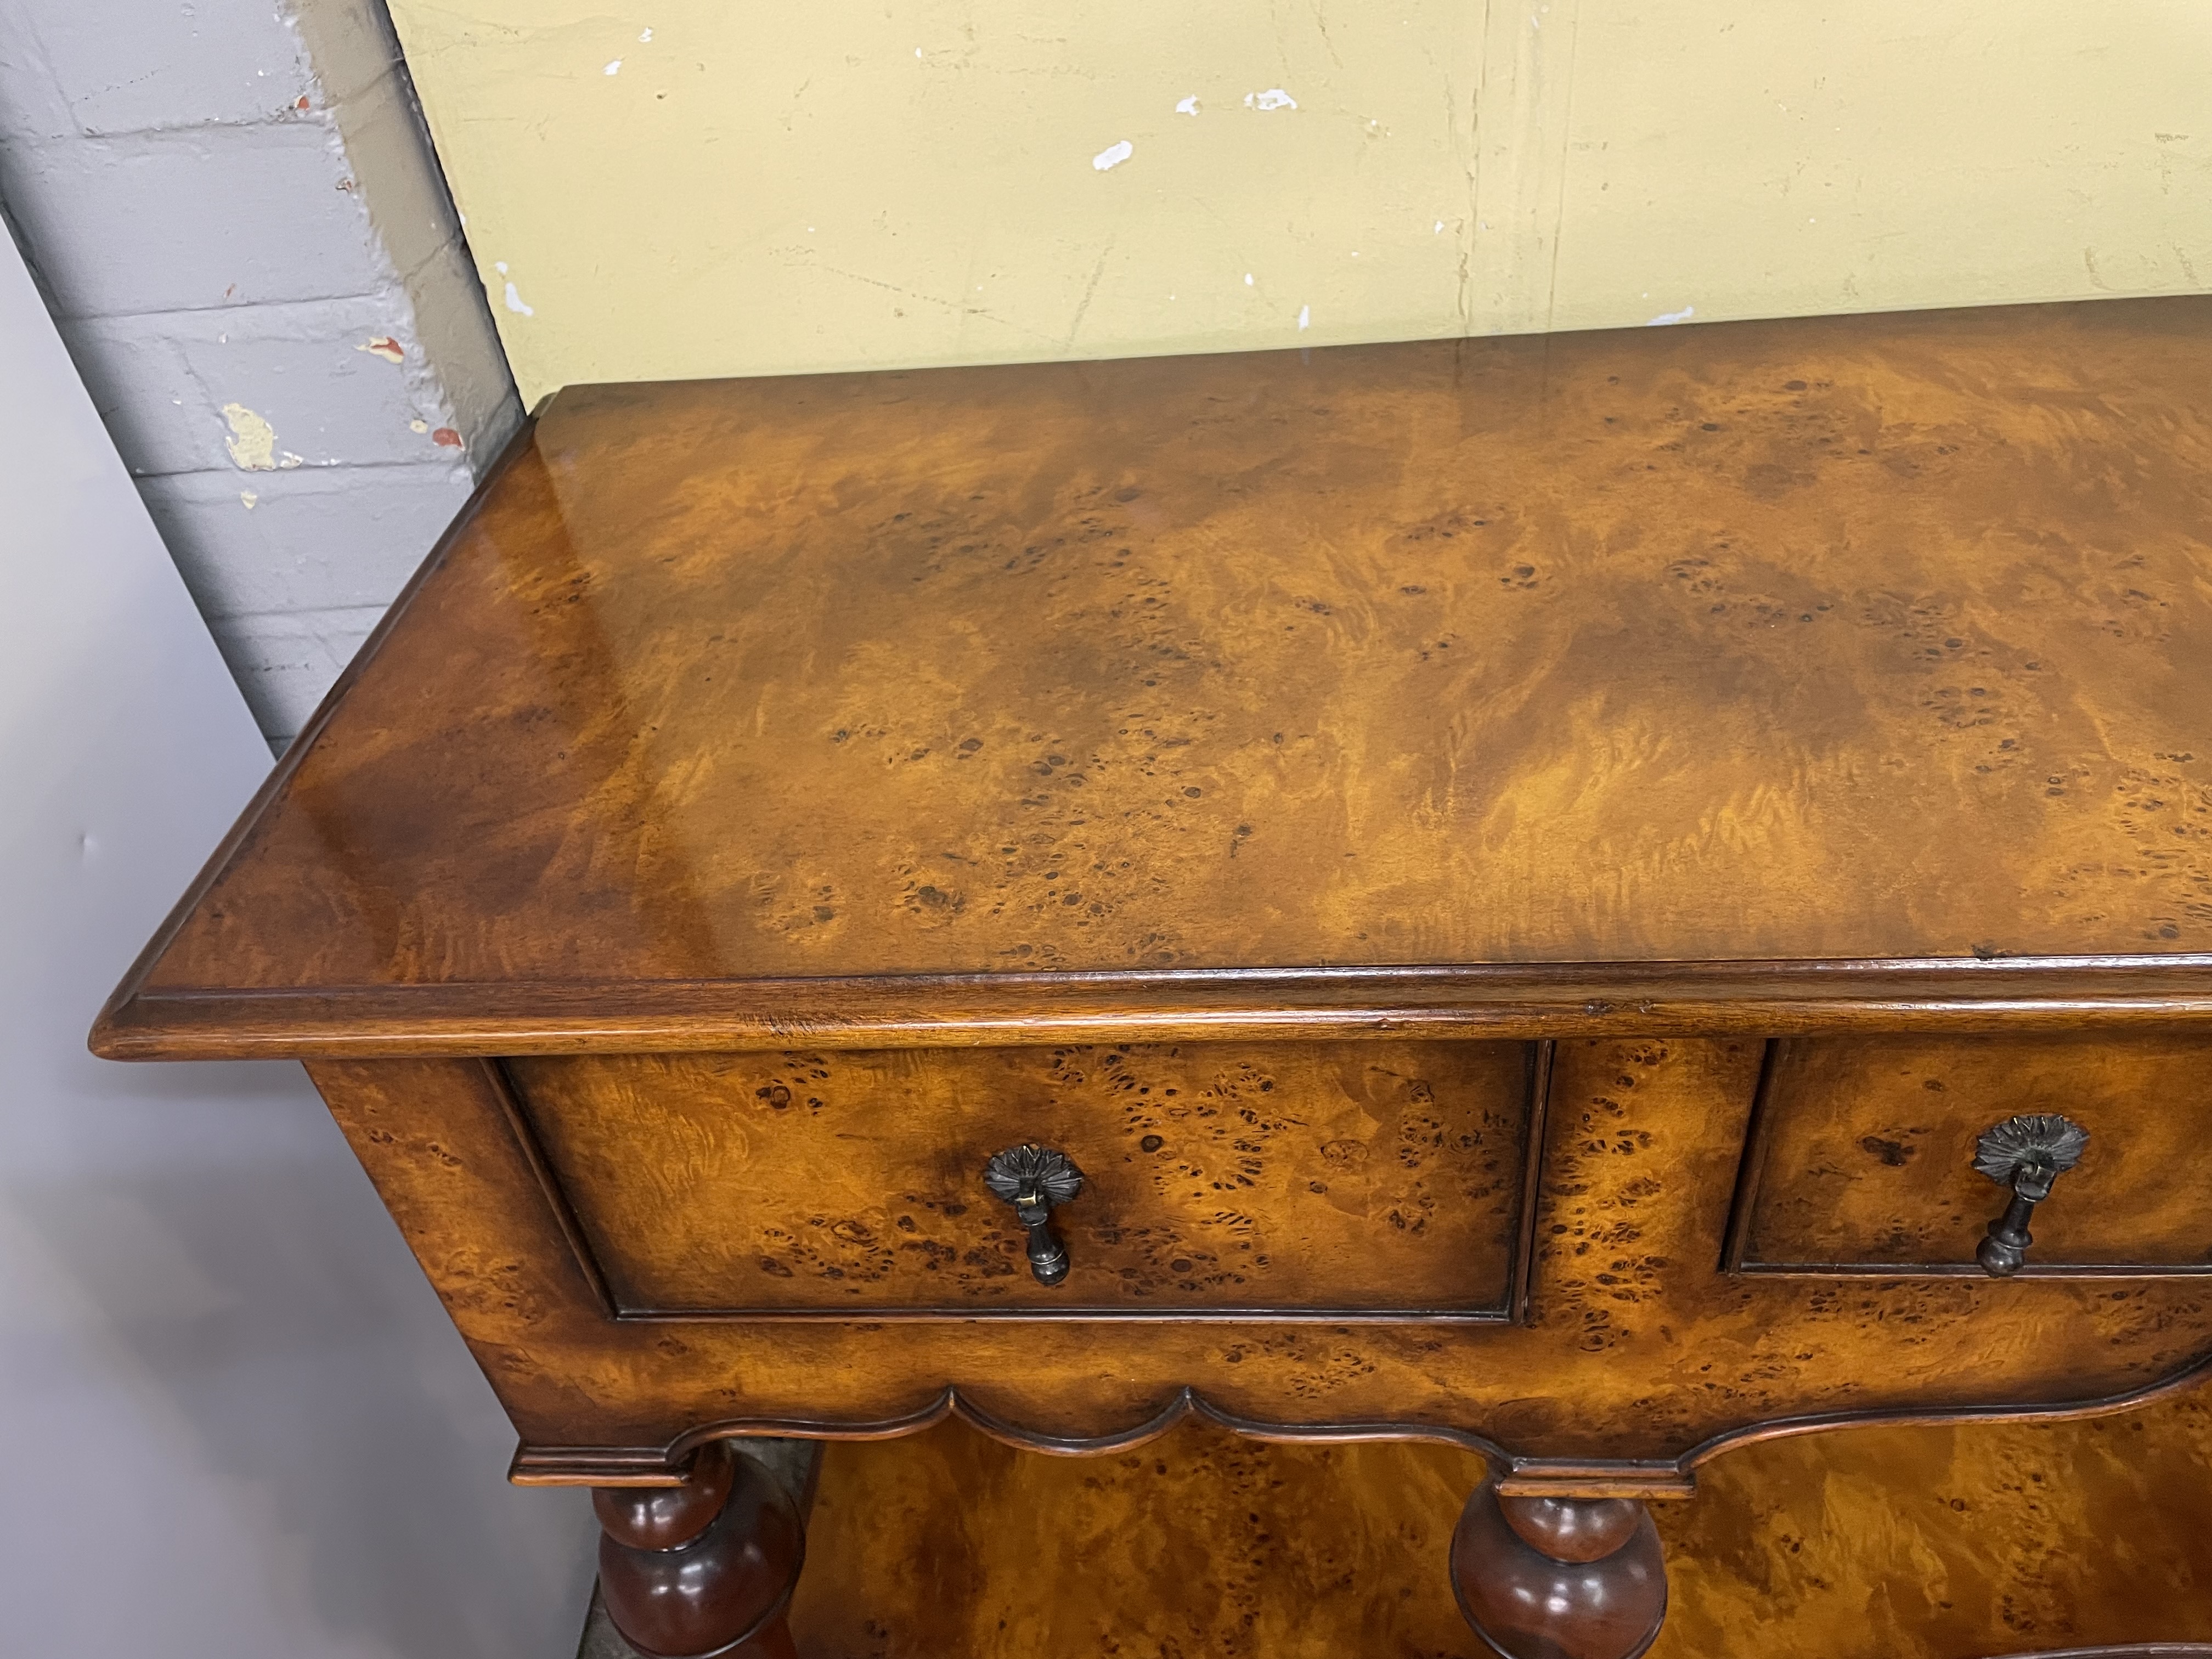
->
[0,0,523,746]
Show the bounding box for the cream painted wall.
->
[388,0,2212,404]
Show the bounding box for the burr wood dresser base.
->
[94,298,2212,1658]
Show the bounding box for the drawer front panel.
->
[505,1040,1538,1318]
[1734,1033,2212,1274]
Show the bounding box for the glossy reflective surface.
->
[597,1451,803,1658]
[1500,1491,1647,1562]
[97,298,2212,1058]
[1453,1476,1668,1659]
[594,1440,737,1550]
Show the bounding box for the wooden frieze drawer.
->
[92,297,2212,1659]
[1731,1032,2212,1276]
[504,1039,1542,1319]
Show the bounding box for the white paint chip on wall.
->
[1297,303,1311,329]
[604,59,622,75]
[1245,88,1297,110]
[494,261,535,317]
[1092,139,1133,171]
[1175,95,1199,115]
[1647,303,1697,325]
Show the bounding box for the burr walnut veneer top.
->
[95,298,2212,1057]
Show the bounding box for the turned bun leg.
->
[594,1441,806,1659]
[1450,1472,1668,1659]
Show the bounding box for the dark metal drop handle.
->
[1972,1113,2089,1278]
[981,1144,1085,1286]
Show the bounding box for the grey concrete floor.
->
[571,1589,635,1659]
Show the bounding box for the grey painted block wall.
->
[0,0,521,745]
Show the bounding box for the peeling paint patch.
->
[409,418,430,433]
[1175,95,1199,116]
[1092,139,1133,172]
[432,427,464,449]
[1245,89,1297,111]
[357,336,404,363]
[1646,304,1697,326]
[494,261,536,316]
[239,490,258,510]
[1297,304,1311,330]
[639,27,653,41]
[604,59,622,75]
[221,403,279,471]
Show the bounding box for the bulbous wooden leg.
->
[594,1441,806,1659]
[1449,1472,1668,1659]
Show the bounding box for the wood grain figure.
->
[91,297,2212,1656]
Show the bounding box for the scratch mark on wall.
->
[1449,4,1486,337]
[1093,139,1133,171]
[1539,0,1582,331]
[1065,244,1113,348]
[222,403,279,471]
[1646,303,1695,325]
[1309,0,1346,69]
[803,263,1061,347]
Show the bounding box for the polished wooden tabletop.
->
[96,297,2212,1057]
